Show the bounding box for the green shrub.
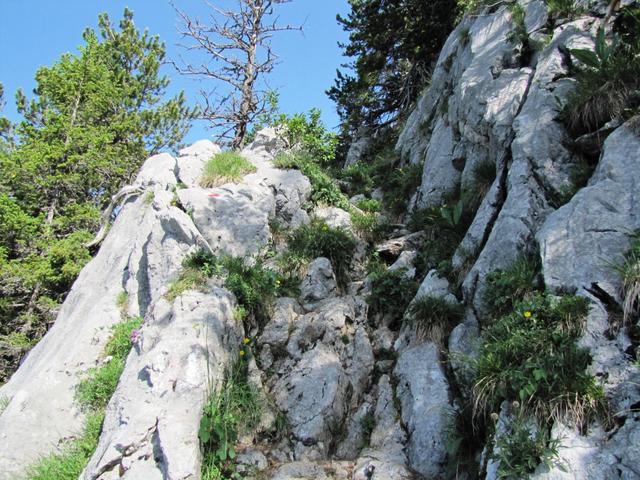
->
[384,162,423,215]
[200,151,257,188]
[200,360,262,480]
[274,151,351,210]
[483,256,541,319]
[407,295,464,335]
[25,411,104,480]
[368,268,419,325]
[0,331,33,348]
[350,210,379,239]
[76,317,142,410]
[473,293,602,423]
[339,161,377,195]
[356,198,381,213]
[361,411,376,447]
[564,16,640,134]
[546,0,582,17]
[492,415,561,479]
[462,160,496,211]
[287,219,357,288]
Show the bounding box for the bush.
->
[483,256,541,319]
[564,15,640,134]
[473,293,602,424]
[356,198,381,213]
[287,219,357,288]
[368,268,419,325]
[274,151,351,210]
[200,360,262,480]
[384,162,423,215]
[200,151,257,188]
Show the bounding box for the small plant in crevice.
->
[166,267,210,302]
[482,255,541,319]
[384,162,424,216]
[491,412,562,479]
[406,295,464,342]
[614,230,640,326]
[274,151,350,210]
[564,9,640,134]
[143,190,155,205]
[506,3,535,66]
[287,219,357,289]
[356,198,381,213]
[200,151,257,188]
[462,160,497,212]
[199,358,262,480]
[546,0,583,18]
[0,395,9,416]
[473,293,605,427]
[443,402,484,479]
[367,268,419,327]
[360,411,376,448]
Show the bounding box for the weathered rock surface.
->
[299,257,338,311]
[176,139,221,187]
[82,288,241,479]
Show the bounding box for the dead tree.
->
[172,0,301,148]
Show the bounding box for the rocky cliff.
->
[1,1,639,479]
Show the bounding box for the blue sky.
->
[0,0,351,145]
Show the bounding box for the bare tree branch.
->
[171,0,301,148]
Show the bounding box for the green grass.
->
[115,291,129,314]
[200,151,257,188]
[76,317,143,410]
[287,218,357,288]
[483,256,540,319]
[166,268,210,302]
[0,395,9,415]
[406,295,464,338]
[614,231,640,326]
[473,293,603,425]
[0,331,33,348]
[200,360,262,480]
[355,198,381,213]
[25,412,104,480]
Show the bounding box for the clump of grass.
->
[360,411,376,448]
[0,395,9,415]
[368,268,419,326]
[483,256,541,319]
[287,219,357,288]
[356,198,381,213]
[564,14,640,134]
[0,331,33,348]
[76,317,143,410]
[200,151,257,188]
[406,295,464,339]
[546,0,582,18]
[473,293,603,426]
[166,268,209,302]
[615,230,640,325]
[25,411,104,480]
[462,160,496,211]
[274,151,350,209]
[116,291,129,315]
[143,190,155,204]
[200,359,262,480]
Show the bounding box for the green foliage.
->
[0,8,194,360]
[0,395,8,415]
[565,13,640,133]
[25,411,104,480]
[368,268,419,325]
[0,331,34,348]
[287,219,357,288]
[166,268,210,302]
[546,0,581,17]
[493,415,561,479]
[483,256,541,319]
[350,210,380,240]
[356,198,381,212]
[339,161,378,195]
[274,151,350,209]
[199,360,262,480]
[384,162,424,215]
[406,295,464,335]
[200,151,257,188]
[473,293,602,423]
[276,109,338,167]
[462,160,497,211]
[329,0,457,138]
[360,411,376,447]
[615,230,640,325]
[76,317,142,410]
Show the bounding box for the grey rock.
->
[236,449,269,474]
[314,206,353,232]
[394,342,452,478]
[243,126,287,156]
[81,289,242,479]
[176,139,221,187]
[300,258,338,311]
[350,193,367,205]
[371,187,385,201]
[259,297,301,349]
[345,128,372,167]
[375,232,426,260]
[135,152,178,188]
[388,251,417,279]
[448,311,480,398]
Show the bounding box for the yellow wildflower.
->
[243,337,250,345]
[523,311,532,318]
[239,349,245,357]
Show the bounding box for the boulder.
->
[176,139,221,187]
[300,258,338,311]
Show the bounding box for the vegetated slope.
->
[1,1,639,479]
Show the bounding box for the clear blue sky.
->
[0,0,351,145]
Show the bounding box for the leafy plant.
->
[546,0,581,17]
[493,415,561,479]
[287,219,357,288]
[483,256,541,319]
[473,293,603,425]
[199,360,262,480]
[356,198,381,212]
[200,151,257,188]
[361,411,376,447]
[368,268,419,325]
[274,151,351,209]
[565,16,640,133]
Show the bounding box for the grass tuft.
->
[407,295,464,340]
[615,231,640,325]
[368,268,419,326]
[483,256,541,319]
[200,151,257,188]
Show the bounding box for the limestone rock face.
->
[81,289,241,479]
[300,257,338,311]
[176,139,221,187]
